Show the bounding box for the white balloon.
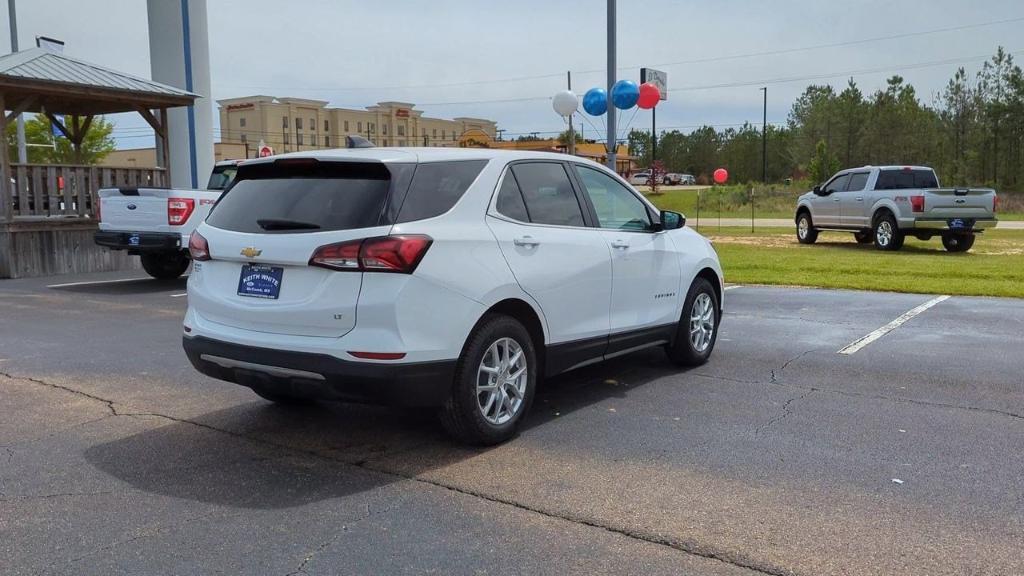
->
[552,90,578,117]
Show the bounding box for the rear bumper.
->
[911,218,997,231]
[94,230,182,252]
[183,335,456,407]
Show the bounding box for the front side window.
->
[824,173,850,194]
[510,163,585,227]
[575,166,651,231]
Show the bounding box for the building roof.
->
[0,48,197,115]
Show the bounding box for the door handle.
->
[513,236,539,247]
[610,239,630,249]
[833,197,840,202]
[856,197,864,201]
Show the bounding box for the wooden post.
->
[0,92,11,221]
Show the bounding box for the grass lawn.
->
[704,227,1024,298]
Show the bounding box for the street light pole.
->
[760,86,767,183]
[606,0,616,172]
[8,0,27,164]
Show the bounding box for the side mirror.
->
[813,185,824,195]
[659,210,685,231]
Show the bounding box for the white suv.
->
[183,148,724,444]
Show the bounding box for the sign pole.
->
[567,71,575,156]
[606,0,616,172]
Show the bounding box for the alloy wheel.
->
[689,293,716,353]
[476,337,528,425]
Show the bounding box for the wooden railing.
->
[2,164,168,221]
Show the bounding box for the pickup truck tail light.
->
[189,230,211,261]
[168,198,196,225]
[993,195,999,214]
[309,235,432,274]
[910,195,925,213]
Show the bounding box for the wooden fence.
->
[3,164,168,220]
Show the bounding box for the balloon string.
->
[579,112,605,139]
[618,106,640,139]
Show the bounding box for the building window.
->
[297,134,304,146]
[369,122,375,133]
[239,117,246,127]
[344,120,350,132]
[384,139,389,147]
[433,128,437,138]
[284,132,290,144]
[399,140,405,146]
[296,117,303,130]
[324,135,330,147]
[382,124,388,135]
[240,134,247,144]
[310,118,315,130]
[441,130,446,140]
[452,131,457,141]
[324,119,329,132]
[398,125,405,136]
[282,116,289,129]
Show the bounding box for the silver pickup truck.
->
[795,166,998,252]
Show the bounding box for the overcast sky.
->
[3,0,1023,148]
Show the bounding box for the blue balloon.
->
[582,88,607,116]
[611,80,639,109]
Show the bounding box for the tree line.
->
[628,47,1024,190]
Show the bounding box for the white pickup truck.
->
[94,160,241,279]
[795,165,998,253]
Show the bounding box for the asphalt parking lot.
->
[1,272,1022,576]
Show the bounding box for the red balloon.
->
[637,82,660,109]
[713,168,729,184]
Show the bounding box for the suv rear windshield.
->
[874,169,938,190]
[207,161,394,233]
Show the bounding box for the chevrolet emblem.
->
[240,247,262,258]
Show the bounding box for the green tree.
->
[6,114,117,164]
[807,139,839,184]
[627,128,651,167]
[557,129,583,145]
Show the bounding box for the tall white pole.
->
[8,0,26,164]
[606,0,616,172]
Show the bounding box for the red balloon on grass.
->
[637,82,661,109]
[713,168,729,184]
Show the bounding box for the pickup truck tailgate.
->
[99,188,170,229]
[924,188,997,218]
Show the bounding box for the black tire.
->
[250,387,313,406]
[873,212,905,251]
[665,277,720,367]
[942,233,975,253]
[140,251,190,280]
[439,314,538,446]
[796,211,818,244]
[854,231,873,244]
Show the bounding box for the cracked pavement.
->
[1,273,1023,575]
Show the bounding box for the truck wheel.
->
[854,231,873,244]
[440,314,537,446]
[796,212,818,244]
[873,214,904,251]
[942,233,975,253]
[140,251,190,280]
[665,277,719,367]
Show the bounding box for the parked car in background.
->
[680,174,696,185]
[183,148,724,445]
[662,173,696,185]
[629,171,652,186]
[795,165,998,252]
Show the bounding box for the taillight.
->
[309,235,432,274]
[993,195,999,214]
[348,351,407,360]
[95,197,102,222]
[189,230,211,261]
[910,195,924,212]
[168,197,196,225]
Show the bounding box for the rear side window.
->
[875,169,938,190]
[510,163,585,227]
[495,171,530,222]
[396,160,487,223]
[207,162,391,233]
[847,172,869,192]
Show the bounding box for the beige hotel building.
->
[217,96,498,153]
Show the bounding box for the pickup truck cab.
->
[795,166,998,252]
[93,160,242,279]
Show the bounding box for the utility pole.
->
[605,0,616,172]
[567,70,575,156]
[760,87,768,183]
[8,0,26,164]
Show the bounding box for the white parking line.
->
[170,293,188,298]
[47,277,147,289]
[837,295,950,355]
[724,285,742,291]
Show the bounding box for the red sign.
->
[258,145,273,158]
[395,109,410,118]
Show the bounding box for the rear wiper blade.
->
[256,218,321,230]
